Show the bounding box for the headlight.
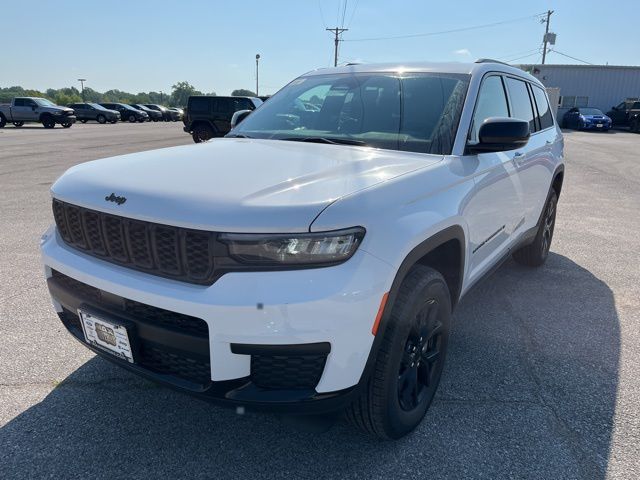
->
[53,111,64,115]
[219,227,365,266]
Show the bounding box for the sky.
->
[2,0,638,96]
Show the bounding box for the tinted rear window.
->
[505,77,536,133]
[189,97,210,114]
[532,85,554,130]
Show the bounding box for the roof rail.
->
[475,58,511,66]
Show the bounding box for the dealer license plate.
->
[596,124,603,128]
[79,309,134,363]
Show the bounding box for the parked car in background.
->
[143,104,173,121]
[0,97,76,128]
[100,103,148,123]
[183,96,262,142]
[562,107,612,131]
[630,112,640,133]
[167,107,184,121]
[606,100,640,126]
[130,104,162,122]
[41,60,564,439]
[69,103,120,124]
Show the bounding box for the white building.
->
[518,64,640,117]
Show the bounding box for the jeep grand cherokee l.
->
[41,60,564,439]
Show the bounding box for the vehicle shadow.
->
[0,253,619,480]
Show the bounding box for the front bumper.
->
[55,115,76,124]
[41,226,393,412]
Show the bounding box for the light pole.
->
[255,54,260,96]
[77,78,86,101]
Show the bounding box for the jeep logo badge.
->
[105,193,127,205]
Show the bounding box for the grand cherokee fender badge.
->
[105,193,127,205]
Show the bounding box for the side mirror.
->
[230,109,252,129]
[467,117,530,154]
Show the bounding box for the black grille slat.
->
[153,226,181,275]
[52,200,72,243]
[138,344,211,385]
[83,211,107,255]
[126,220,153,269]
[103,215,128,262]
[184,231,213,279]
[51,200,215,284]
[65,205,87,248]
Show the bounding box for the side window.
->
[188,97,210,114]
[505,77,536,133]
[562,96,576,109]
[470,75,509,142]
[14,99,25,107]
[532,85,554,130]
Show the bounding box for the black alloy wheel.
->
[97,114,106,124]
[128,114,136,123]
[397,299,444,411]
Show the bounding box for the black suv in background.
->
[130,104,162,122]
[606,100,640,126]
[143,104,175,121]
[100,103,148,123]
[69,103,120,124]
[183,96,262,143]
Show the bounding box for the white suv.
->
[41,60,564,439]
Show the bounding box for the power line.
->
[505,51,543,63]
[346,0,360,28]
[340,0,348,28]
[548,49,594,65]
[497,48,542,61]
[344,12,546,42]
[318,0,327,28]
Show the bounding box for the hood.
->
[51,139,441,232]
[50,106,74,113]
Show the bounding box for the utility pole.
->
[77,78,86,101]
[541,10,554,64]
[326,27,348,67]
[255,54,260,96]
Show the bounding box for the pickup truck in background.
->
[0,97,76,129]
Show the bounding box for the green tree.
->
[231,89,256,97]
[170,81,203,107]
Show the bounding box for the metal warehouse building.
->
[518,64,640,117]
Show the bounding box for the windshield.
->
[134,105,150,111]
[34,98,56,106]
[579,108,604,116]
[231,72,469,155]
[89,103,108,110]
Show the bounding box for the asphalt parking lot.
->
[0,123,638,479]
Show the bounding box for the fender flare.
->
[353,225,466,390]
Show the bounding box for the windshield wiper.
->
[280,136,367,146]
[225,133,253,138]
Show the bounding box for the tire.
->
[41,115,55,129]
[97,114,106,124]
[0,114,6,128]
[630,118,640,133]
[138,118,145,123]
[345,265,451,439]
[128,114,136,123]
[152,118,158,122]
[192,123,215,143]
[13,121,24,127]
[109,119,117,124]
[512,190,558,267]
[61,122,72,128]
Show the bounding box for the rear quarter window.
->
[188,97,210,114]
[531,86,554,130]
